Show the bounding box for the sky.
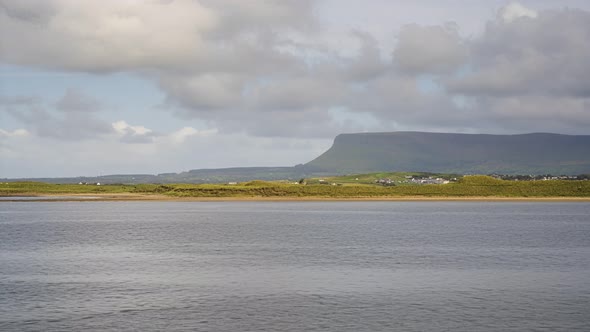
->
[1,0,590,178]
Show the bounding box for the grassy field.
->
[1,175,589,198]
[311,171,460,186]
[0,182,160,195]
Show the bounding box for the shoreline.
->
[1,193,590,202]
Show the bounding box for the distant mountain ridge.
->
[1,166,328,184]
[4,132,590,184]
[305,132,590,175]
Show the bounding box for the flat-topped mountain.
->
[4,132,590,184]
[305,132,590,175]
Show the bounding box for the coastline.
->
[2,193,590,202]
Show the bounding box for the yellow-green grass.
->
[0,182,154,195]
[312,171,458,186]
[2,176,589,198]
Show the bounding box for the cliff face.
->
[305,132,590,175]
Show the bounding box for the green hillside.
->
[306,132,590,175]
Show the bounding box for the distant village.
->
[74,173,588,187]
[375,175,457,186]
[490,174,589,181]
[223,173,590,187]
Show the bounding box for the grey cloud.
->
[0,0,383,137]
[448,9,590,98]
[393,23,468,74]
[201,0,316,38]
[0,95,42,107]
[119,132,159,144]
[225,108,333,138]
[1,96,51,124]
[2,1,590,138]
[217,107,372,139]
[36,112,114,140]
[2,92,114,140]
[472,95,590,134]
[434,7,590,136]
[345,31,388,82]
[347,75,469,130]
[0,0,56,24]
[160,4,590,137]
[0,0,313,73]
[248,77,347,111]
[1,0,216,72]
[55,89,102,113]
[158,73,246,112]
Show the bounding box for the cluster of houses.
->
[374,176,453,186]
[490,174,586,181]
[401,175,453,184]
[539,176,580,181]
[409,177,451,184]
[374,178,396,186]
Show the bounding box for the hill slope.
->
[305,132,590,175]
[1,166,329,184]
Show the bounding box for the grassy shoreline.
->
[1,175,589,201]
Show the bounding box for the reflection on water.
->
[1,201,589,331]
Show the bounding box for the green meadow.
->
[1,175,589,198]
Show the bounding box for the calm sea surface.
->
[1,201,589,331]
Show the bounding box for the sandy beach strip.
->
[1,193,590,202]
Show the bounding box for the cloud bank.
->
[1,1,589,176]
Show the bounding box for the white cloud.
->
[112,120,152,136]
[0,128,29,137]
[499,2,538,22]
[0,0,314,72]
[168,127,218,144]
[0,128,30,160]
[111,120,218,144]
[0,0,218,71]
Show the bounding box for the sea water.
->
[1,201,589,331]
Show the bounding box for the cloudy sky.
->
[1,0,590,177]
